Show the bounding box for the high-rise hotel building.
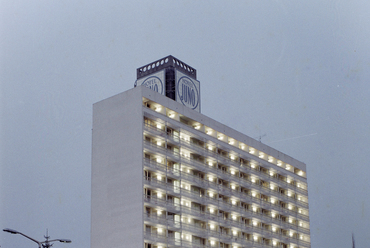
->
[91,56,310,248]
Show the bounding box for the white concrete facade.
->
[91,86,311,248]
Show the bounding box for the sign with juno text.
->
[176,70,200,112]
[136,70,165,95]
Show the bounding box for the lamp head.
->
[3,228,19,234]
[59,239,72,243]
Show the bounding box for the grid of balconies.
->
[143,171,310,234]
[143,129,309,213]
[143,116,311,248]
[143,202,310,248]
[144,157,309,226]
[143,167,310,247]
[144,119,308,194]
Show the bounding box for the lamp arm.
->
[41,239,62,243]
[17,232,42,248]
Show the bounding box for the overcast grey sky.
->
[1,0,369,247]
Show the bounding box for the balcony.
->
[144,179,309,230]
[238,177,309,210]
[144,195,181,213]
[144,118,309,195]
[144,139,308,204]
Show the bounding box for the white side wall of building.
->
[91,88,144,248]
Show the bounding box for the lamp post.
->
[3,228,71,248]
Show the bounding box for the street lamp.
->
[3,228,71,248]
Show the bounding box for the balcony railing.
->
[143,197,310,246]
[144,139,308,204]
[144,121,308,194]
[144,177,309,228]
[144,228,311,248]
[143,152,309,221]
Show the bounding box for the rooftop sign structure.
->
[135,55,201,112]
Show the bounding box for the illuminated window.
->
[206,128,213,135]
[155,106,162,112]
[259,152,264,158]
